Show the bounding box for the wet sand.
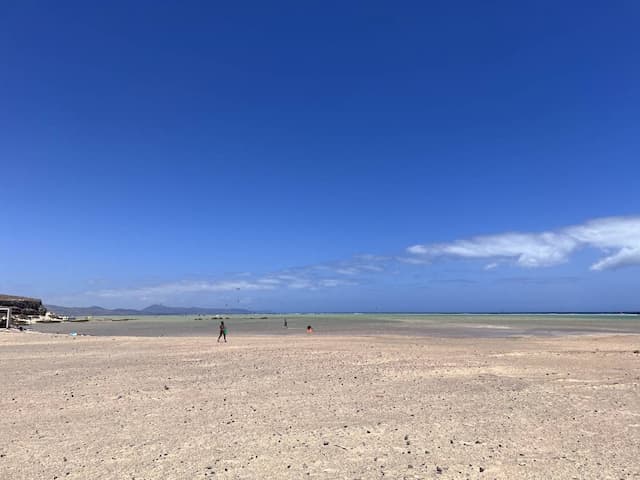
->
[1,330,639,479]
[29,313,640,338]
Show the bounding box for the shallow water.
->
[29,313,640,338]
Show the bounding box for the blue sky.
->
[1,1,639,311]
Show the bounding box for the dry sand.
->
[1,331,639,479]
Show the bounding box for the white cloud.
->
[589,247,640,271]
[318,256,389,276]
[397,256,431,265]
[90,268,361,300]
[94,280,276,298]
[410,232,577,267]
[407,215,640,271]
[335,267,360,275]
[318,278,357,288]
[85,215,640,305]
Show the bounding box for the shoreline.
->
[5,326,640,342]
[22,313,640,339]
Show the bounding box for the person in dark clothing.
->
[218,321,227,343]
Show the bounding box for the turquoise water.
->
[30,313,640,337]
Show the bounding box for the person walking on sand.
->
[218,321,227,343]
[283,318,288,328]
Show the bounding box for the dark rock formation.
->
[0,294,47,316]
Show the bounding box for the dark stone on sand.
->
[479,466,485,472]
[323,441,329,446]
[436,466,443,474]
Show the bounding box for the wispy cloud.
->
[407,215,640,271]
[84,215,640,305]
[88,258,376,300]
[93,280,277,299]
[494,276,581,285]
[325,255,388,276]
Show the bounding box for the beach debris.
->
[479,466,485,472]
[164,385,170,391]
[436,466,443,474]
[633,350,639,354]
[69,332,77,337]
[323,441,329,446]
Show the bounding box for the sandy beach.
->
[1,331,639,479]
[29,313,640,338]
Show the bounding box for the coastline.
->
[25,313,640,339]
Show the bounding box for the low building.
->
[0,294,47,317]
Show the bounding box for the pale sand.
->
[1,332,639,479]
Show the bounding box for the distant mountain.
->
[45,305,140,316]
[46,304,252,316]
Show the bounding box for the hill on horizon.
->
[46,304,252,317]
